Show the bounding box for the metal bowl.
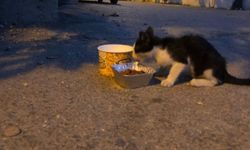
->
[112,62,155,89]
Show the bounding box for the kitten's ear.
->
[139,31,146,41]
[139,31,143,38]
[146,26,154,37]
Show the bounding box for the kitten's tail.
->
[224,72,250,86]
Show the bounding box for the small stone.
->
[3,126,22,137]
[23,82,28,87]
[42,120,48,127]
[56,114,60,119]
[196,101,204,105]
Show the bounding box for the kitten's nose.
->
[132,49,142,62]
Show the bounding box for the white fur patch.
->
[153,46,174,66]
[190,79,217,87]
[203,69,220,84]
[133,46,175,66]
[161,62,187,87]
[190,69,219,87]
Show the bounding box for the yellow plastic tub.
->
[98,44,133,77]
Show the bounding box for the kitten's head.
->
[133,27,155,62]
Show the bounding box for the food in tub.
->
[122,61,155,75]
[112,62,156,88]
[121,69,145,75]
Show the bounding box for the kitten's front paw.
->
[161,79,174,87]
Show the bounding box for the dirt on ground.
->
[0,1,250,150]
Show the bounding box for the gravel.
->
[0,1,250,150]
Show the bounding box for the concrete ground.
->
[0,1,250,150]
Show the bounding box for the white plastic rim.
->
[98,44,133,53]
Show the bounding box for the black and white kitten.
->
[133,27,250,87]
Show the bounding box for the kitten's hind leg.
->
[161,62,186,87]
[189,79,218,87]
[189,69,220,87]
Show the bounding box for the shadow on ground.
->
[0,4,134,79]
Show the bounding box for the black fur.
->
[134,27,250,86]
